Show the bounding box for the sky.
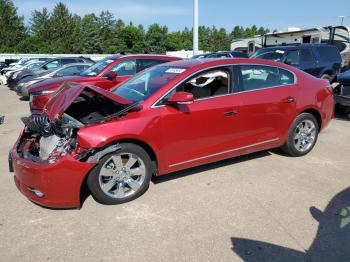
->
[12,0,350,32]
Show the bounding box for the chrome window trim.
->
[151,63,297,109]
[168,137,280,168]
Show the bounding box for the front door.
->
[156,66,247,172]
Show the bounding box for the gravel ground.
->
[0,85,349,262]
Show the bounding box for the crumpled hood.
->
[43,82,132,121]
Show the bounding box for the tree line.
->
[0,0,273,54]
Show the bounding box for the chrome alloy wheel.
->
[293,119,317,152]
[98,153,146,199]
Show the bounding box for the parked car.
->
[192,51,248,59]
[1,58,49,79]
[252,44,342,82]
[15,63,93,98]
[334,69,350,111]
[28,55,181,112]
[3,61,46,87]
[7,57,94,89]
[9,58,334,208]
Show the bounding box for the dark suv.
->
[7,57,94,89]
[252,44,342,82]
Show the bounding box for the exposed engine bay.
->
[17,86,139,163]
[19,114,79,162]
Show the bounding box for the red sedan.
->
[28,54,181,112]
[10,58,334,208]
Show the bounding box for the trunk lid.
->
[43,82,132,121]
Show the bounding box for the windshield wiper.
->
[101,102,142,122]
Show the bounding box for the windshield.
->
[113,66,187,102]
[80,57,116,77]
[252,49,285,62]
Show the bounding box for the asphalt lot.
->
[0,85,349,262]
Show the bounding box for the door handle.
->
[224,110,238,116]
[283,97,295,103]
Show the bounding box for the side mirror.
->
[107,71,117,80]
[167,92,194,105]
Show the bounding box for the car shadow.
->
[152,150,272,184]
[231,187,350,262]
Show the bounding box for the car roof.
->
[162,58,294,70]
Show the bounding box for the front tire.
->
[87,143,153,205]
[281,113,319,157]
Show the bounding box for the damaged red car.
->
[9,58,334,208]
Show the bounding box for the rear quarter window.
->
[316,47,341,62]
[279,69,295,85]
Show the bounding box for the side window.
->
[279,69,295,85]
[285,50,300,66]
[317,47,341,62]
[57,66,80,76]
[177,68,230,99]
[239,65,280,91]
[45,60,60,69]
[104,59,137,77]
[300,49,314,63]
[137,59,168,72]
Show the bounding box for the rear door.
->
[236,64,298,144]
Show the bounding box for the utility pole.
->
[193,0,199,56]
[338,16,346,26]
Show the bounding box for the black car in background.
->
[192,51,249,59]
[252,44,342,82]
[7,56,94,89]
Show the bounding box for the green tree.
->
[230,26,245,39]
[0,0,27,52]
[166,31,182,51]
[49,2,80,53]
[80,14,102,53]
[211,27,230,51]
[181,27,192,50]
[145,23,168,53]
[119,22,144,53]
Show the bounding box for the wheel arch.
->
[300,108,322,130]
[79,138,159,206]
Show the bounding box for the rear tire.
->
[87,143,152,205]
[281,113,319,157]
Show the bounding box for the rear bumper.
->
[10,136,96,208]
